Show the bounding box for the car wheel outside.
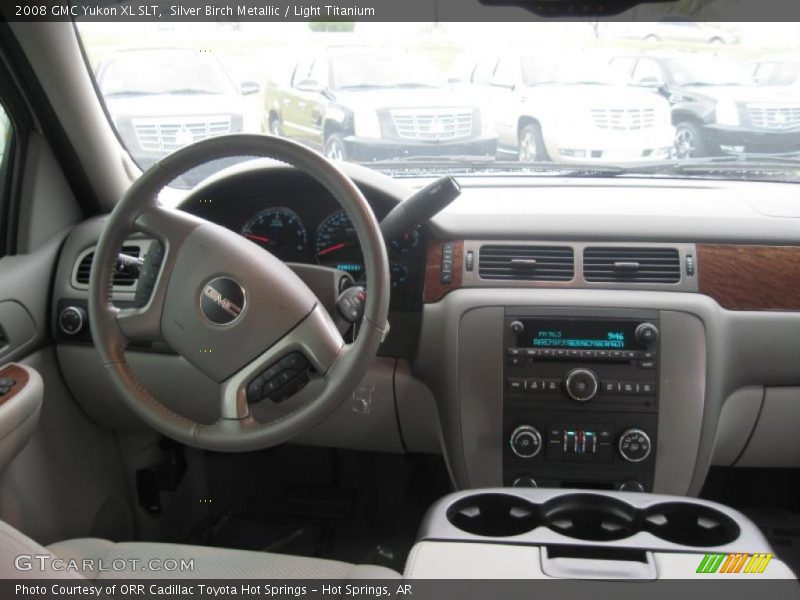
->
[673,122,708,159]
[324,133,347,161]
[518,123,548,163]
[268,115,283,137]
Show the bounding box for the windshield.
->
[331,54,445,89]
[665,57,751,86]
[77,22,800,186]
[98,51,236,97]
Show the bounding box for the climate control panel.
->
[502,311,659,492]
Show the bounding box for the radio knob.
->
[509,425,542,459]
[618,428,652,463]
[564,368,599,402]
[509,320,524,335]
[635,322,659,344]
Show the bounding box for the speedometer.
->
[315,210,364,277]
[241,207,307,262]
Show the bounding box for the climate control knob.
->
[564,368,599,402]
[618,428,652,463]
[509,425,542,459]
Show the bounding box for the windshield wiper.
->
[622,153,800,179]
[104,90,159,97]
[360,156,626,176]
[169,88,223,95]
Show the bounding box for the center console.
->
[503,309,660,492]
[404,489,796,581]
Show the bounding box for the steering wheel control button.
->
[510,425,543,459]
[635,322,659,345]
[618,428,652,463]
[59,306,86,335]
[337,286,366,323]
[246,352,311,404]
[200,277,245,325]
[564,368,599,402]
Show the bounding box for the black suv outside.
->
[262,47,497,162]
[609,53,800,158]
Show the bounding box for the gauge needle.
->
[318,242,347,256]
[244,233,271,244]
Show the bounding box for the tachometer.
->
[241,207,307,262]
[315,210,364,277]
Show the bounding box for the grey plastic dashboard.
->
[50,165,800,494]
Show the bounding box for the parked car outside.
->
[614,20,735,45]
[96,48,260,174]
[609,53,800,158]
[261,47,497,162]
[747,57,800,87]
[452,52,674,163]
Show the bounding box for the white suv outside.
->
[454,52,675,164]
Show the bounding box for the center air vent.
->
[74,245,142,288]
[583,247,681,283]
[479,245,574,281]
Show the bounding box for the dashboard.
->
[50,163,800,500]
[178,169,426,313]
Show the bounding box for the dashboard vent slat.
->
[479,245,574,281]
[584,247,681,283]
[75,246,141,287]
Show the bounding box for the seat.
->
[1,519,400,579]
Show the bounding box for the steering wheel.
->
[88,135,390,451]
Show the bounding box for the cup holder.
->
[446,493,539,537]
[541,494,640,541]
[644,502,740,547]
[445,492,742,547]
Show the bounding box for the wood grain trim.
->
[0,364,30,407]
[698,244,800,311]
[423,240,464,303]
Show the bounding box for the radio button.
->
[621,381,637,394]
[541,349,554,358]
[507,355,524,367]
[555,349,568,358]
[526,379,543,392]
[597,350,610,359]
[507,378,526,391]
[639,360,656,369]
[544,379,561,392]
[525,348,539,358]
[568,350,581,358]
[508,347,522,356]
[602,380,620,394]
[580,350,595,358]
[639,382,655,395]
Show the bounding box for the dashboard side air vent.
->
[479,245,575,281]
[583,247,681,283]
[73,245,143,288]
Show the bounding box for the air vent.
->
[583,247,681,283]
[75,245,141,287]
[479,245,574,281]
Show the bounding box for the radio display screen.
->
[518,319,645,350]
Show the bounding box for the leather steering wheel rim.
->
[88,134,390,451]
